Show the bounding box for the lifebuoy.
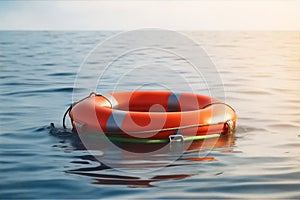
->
[68,91,237,143]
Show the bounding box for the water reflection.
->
[50,124,235,188]
[68,171,193,188]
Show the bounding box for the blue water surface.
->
[0,31,299,199]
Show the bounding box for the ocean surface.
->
[0,31,299,199]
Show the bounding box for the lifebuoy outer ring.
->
[69,91,237,141]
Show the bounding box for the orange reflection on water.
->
[63,132,235,188]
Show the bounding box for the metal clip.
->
[169,134,184,143]
[225,120,234,134]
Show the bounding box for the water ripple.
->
[1,31,300,199]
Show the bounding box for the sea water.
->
[0,31,299,198]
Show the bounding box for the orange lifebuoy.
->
[68,91,237,142]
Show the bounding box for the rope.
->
[63,105,72,129]
[104,121,229,135]
[62,92,113,129]
[202,102,236,112]
[106,133,221,144]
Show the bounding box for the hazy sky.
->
[0,0,299,30]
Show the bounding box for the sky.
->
[0,0,299,30]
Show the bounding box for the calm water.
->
[0,31,299,199]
